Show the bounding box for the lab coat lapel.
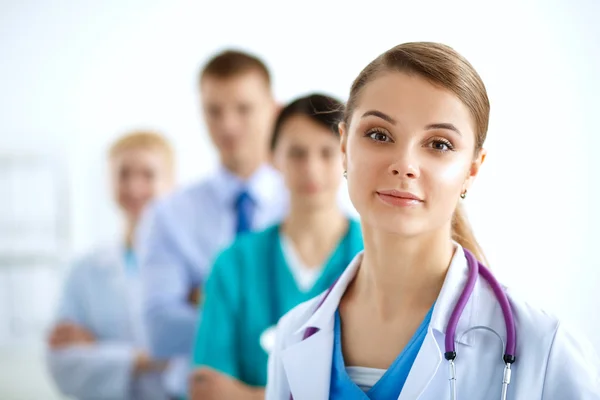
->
[281,252,364,400]
[400,245,475,399]
[103,244,143,344]
[397,329,443,399]
[280,247,479,400]
[281,326,334,400]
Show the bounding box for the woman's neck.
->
[281,201,348,267]
[352,224,455,319]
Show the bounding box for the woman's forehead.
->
[351,72,475,135]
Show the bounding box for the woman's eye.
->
[429,139,454,152]
[367,131,391,142]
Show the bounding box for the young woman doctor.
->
[266,42,600,399]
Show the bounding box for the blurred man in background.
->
[136,49,288,398]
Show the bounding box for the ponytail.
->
[451,203,488,266]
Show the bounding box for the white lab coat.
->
[266,245,600,399]
[47,245,170,400]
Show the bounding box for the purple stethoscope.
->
[294,248,517,400]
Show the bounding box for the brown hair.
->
[109,130,175,171]
[344,42,489,264]
[271,93,344,150]
[199,49,271,86]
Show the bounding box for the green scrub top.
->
[192,219,363,387]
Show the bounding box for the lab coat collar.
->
[283,244,490,400]
[293,243,478,346]
[283,253,362,400]
[92,243,140,279]
[292,251,362,337]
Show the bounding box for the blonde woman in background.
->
[47,131,175,400]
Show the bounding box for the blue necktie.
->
[235,189,255,234]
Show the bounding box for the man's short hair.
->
[199,49,271,86]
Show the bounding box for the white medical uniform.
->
[47,245,170,400]
[266,245,600,399]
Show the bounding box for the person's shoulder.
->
[214,224,280,266]
[511,286,561,321]
[508,287,598,348]
[154,178,212,212]
[346,218,362,238]
[503,288,561,343]
[235,224,279,247]
[343,218,364,251]
[347,218,361,229]
[505,290,600,393]
[503,288,597,373]
[65,244,121,281]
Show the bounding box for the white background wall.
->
[1,0,599,398]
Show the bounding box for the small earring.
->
[460,190,467,199]
[343,171,347,179]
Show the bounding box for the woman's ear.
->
[471,148,487,178]
[339,122,348,172]
[463,148,487,193]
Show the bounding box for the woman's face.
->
[273,114,343,210]
[110,147,172,221]
[340,71,485,237]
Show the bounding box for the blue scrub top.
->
[330,306,434,399]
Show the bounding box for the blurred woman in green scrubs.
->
[190,93,363,400]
